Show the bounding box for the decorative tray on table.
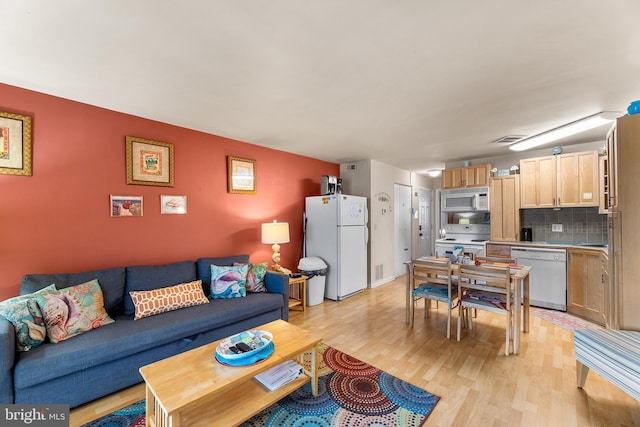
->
[214,330,274,366]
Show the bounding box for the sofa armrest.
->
[0,317,15,403]
[264,271,290,321]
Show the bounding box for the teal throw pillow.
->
[234,262,268,293]
[0,284,57,351]
[210,264,249,299]
[35,279,115,343]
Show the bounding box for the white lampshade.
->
[261,220,290,244]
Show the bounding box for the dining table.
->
[405,257,532,354]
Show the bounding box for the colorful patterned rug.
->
[531,307,603,332]
[81,343,439,427]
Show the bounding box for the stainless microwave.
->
[441,187,490,212]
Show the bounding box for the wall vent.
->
[375,264,383,281]
[492,135,527,144]
[346,164,357,171]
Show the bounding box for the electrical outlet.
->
[552,223,563,232]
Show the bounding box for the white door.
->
[394,184,412,277]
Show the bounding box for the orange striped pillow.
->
[129,280,209,320]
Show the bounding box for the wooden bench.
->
[574,329,640,401]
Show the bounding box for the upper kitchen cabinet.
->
[519,156,557,208]
[442,164,491,189]
[519,151,599,208]
[557,151,599,207]
[490,175,520,242]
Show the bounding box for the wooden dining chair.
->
[410,258,458,339]
[456,263,514,355]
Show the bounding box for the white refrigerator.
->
[304,195,368,300]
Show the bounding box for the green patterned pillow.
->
[0,284,56,351]
[234,262,268,293]
[35,279,114,343]
[210,264,249,299]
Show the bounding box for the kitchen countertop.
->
[487,240,608,253]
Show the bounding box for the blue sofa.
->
[0,255,289,408]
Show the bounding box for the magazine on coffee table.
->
[254,359,304,391]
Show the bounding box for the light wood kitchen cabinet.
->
[490,175,520,241]
[519,151,599,208]
[599,154,609,214]
[485,243,512,259]
[557,151,599,207]
[567,249,606,325]
[442,164,491,189]
[519,156,556,208]
[606,114,640,330]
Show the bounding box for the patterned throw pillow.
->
[234,262,268,293]
[35,279,115,343]
[0,284,57,351]
[129,280,209,320]
[210,264,249,299]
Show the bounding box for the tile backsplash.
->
[521,207,607,245]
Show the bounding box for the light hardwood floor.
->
[70,276,640,426]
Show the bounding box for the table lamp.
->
[261,220,290,272]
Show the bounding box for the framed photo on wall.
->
[110,195,143,217]
[227,156,256,194]
[126,136,174,187]
[160,195,187,214]
[0,110,33,176]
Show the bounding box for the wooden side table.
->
[288,275,307,312]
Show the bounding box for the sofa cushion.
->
[210,265,249,299]
[21,267,126,316]
[0,284,56,351]
[129,280,209,320]
[34,279,114,343]
[124,261,197,315]
[197,255,250,291]
[13,292,284,389]
[235,262,268,292]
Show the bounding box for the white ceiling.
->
[2,1,640,174]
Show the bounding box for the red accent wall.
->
[0,83,339,300]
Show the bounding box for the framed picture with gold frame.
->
[227,156,256,194]
[126,136,174,187]
[0,110,33,176]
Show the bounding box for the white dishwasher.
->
[510,247,567,311]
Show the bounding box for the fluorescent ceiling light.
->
[509,112,619,152]
[427,169,442,177]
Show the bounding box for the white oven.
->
[435,223,490,259]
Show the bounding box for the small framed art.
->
[126,136,174,187]
[160,195,187,214]
[227,156,256,194]
[0,110,33,176]
[110,195,143,217]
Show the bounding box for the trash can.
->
[298,257,328,306]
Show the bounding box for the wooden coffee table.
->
[139,319,321,427]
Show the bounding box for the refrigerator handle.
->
[365,225,369,245]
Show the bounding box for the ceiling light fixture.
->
[509,112,620,152]
[426,169,442,177]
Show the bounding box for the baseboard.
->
[368,276,396,289]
